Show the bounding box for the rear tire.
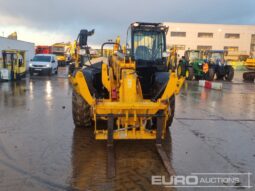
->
[72,91,91,128]
[205,68,215,81]
[177,63,185,78]
[186,67,194,80]
[166,95,175,128]
[225,66,234,81]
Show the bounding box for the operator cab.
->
[127,22,169,98]
[185,50,203,62]
[127,22,168,69]
[206,50,226,65]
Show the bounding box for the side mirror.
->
[162,52,170,58]
[52,60,55,63]
[30,59,33,61]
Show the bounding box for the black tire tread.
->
[243,72,255,82]
[225,66,234,81]
[166,95,175,128]
[205,68,215,81]
[72,91,91,128]
[186,67,194,80]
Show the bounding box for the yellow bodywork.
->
[245,58,255,70]
[52,43,71,63]
[1,50,26,80]
[71,52,184,140]
[56,55,66,62]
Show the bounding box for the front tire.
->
[225,66,234,81]
[205,68,215,81]
[166,95,175,128]
[72,91,91,128]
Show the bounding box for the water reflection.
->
[70,127,174,191]
[44,80,53,110]
[45,80,52,99]
[0,81,27,107]
[181,81,223,103]
[29,81,34,99]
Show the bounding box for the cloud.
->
[0,0,254,45]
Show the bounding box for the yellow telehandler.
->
[69,22,185,177]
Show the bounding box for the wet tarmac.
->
[0,68,254,191]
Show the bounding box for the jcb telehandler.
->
[69,22,185,177]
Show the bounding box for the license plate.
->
[35,69,42,71]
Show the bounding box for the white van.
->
[29,54,58,76]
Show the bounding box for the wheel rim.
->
[177,66,181,76]
[185,70,189,78]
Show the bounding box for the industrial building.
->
[0,36,35,70]
[164,22,255,56]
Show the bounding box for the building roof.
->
[0,36,34,45]
[163,22,255,31]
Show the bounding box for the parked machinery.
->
[204,50,234,81]
[51,42,71,66]
[177,50,214,81]
[243,56,255,82]
[0,50,26,81]
[225,51,249,70]
[35,46,52,54]
[69,22,185,177]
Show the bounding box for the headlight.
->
[29,63,33,67]
[133,22,139,27]
[46,64,50,67]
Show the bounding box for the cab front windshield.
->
[133,31,165,61]
[208,52,224,61]
[188,51,201,61]
[33,56,51,62]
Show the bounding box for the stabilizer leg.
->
[156,112,176,176]
[107,115,115,178]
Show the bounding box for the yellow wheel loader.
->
[69,22,185,177]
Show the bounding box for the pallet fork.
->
[106,111,176,178]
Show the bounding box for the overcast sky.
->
[0,0,254,46]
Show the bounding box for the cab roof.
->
[131,22,168,32]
